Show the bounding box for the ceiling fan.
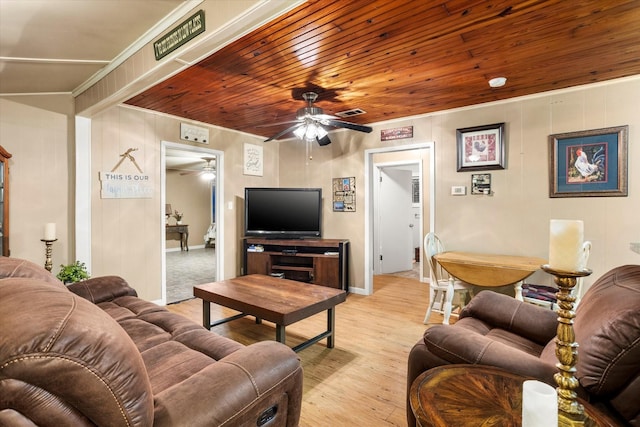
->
[264,92,373,145]
[178,157,216,180]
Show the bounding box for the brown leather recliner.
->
[407,265,640,426]
[0,257,303,426]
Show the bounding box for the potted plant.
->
[172,210,184,225]
[57,261,90,284]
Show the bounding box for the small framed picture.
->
[456,123,506,171]
[548,125,628,197]
[471,173,492,195]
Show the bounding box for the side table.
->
[166,224,189,251]
[410,365,619,427]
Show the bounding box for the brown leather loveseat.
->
[0,257,303,426]
[407,265,640,426]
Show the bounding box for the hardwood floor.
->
[166,275,452,427]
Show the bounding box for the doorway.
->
[374,162,420,276]
[364,142,435,295]
[161,141,224,304]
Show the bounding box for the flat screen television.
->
[244,187,322,238]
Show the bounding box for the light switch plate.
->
[451,186,466,195]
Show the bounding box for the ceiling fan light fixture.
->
[264,90,371,144]
[293,126,306,139]
[304,124,319,140]
[292,121,326,142]
[489,77,507,88]
[201,170,215,180]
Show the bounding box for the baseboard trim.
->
[165,244,207,253]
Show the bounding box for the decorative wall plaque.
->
[333,177,356,212]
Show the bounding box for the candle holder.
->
[40,239,57,272]
[542,264,592,425]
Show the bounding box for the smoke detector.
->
[488,77,507,88]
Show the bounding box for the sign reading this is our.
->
[99,172,153,199]
[154,10,205,60]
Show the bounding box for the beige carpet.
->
[166,248,216,304]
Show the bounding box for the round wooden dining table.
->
[433,251,547,300]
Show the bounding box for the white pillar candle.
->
[44,223,56,240]
[522,380,558,427]
[549,219,584,271]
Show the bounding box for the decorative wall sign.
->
[333,177,356,212]
[99,148,152,198]
[243,143,263,176]
[99,172,153,199]
[381,126,413,141]
[457,123,506,171]
[180,123,209,143]
[548,125,628,197]
[154,10,205,60]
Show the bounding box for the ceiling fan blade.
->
[326,119,373,133]
[264,123,304,142]
[256,120,301,128]
[312,113,337,120]
[316,134,332,146]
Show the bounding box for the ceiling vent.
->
[335,108,366,118]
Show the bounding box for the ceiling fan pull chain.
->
[306,139,313,163]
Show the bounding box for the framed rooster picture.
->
[548,125,628,197]
[456,123,506,171]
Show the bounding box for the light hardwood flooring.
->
[166,274,452,427]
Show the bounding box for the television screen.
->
[244,187,322,238]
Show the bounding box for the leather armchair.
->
[407,265,640,426]
[1,258,303,426]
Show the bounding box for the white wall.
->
[0,97,73,270]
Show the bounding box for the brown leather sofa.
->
[0,257,303,426]
[407,264,640,426]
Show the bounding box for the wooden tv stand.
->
[242,238,349,290]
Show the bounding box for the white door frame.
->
[161,141,224,304]
[363,142,435,295]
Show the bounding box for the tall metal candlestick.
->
[542,264,592,424]
[41,239,57,272]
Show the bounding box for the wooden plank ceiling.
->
[125,0,640,141]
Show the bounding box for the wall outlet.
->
[451,186,466,195]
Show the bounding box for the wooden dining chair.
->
[423,233,473,324]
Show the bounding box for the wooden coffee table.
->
[193,274,347,352]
